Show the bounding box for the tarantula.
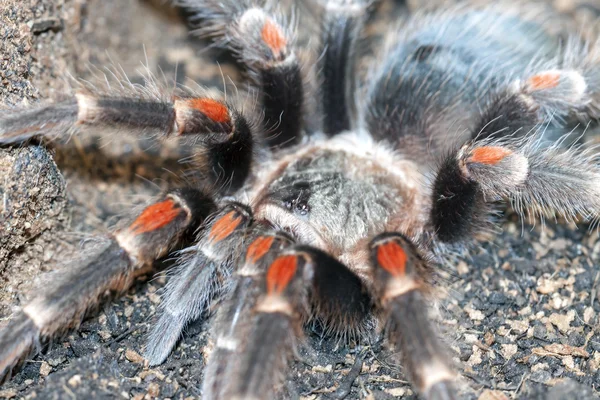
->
[1,0,600,398]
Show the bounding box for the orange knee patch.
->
[129,199,182,235]
[468,146,512,165]
[208,211,243,242]
[527,72,560,91]
[376,240,407,277]
[261,19,287,56]
[188,98,230,124]
[266,255,298,294]
[246,236,276,264]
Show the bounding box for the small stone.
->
[538,276,575,295]
[551,295,567,310]
[0,389,17,399]
[468,345,483,366]
[532,362,548,372]
[478,389,509,400]
[484,331,495,346]
[98,330,112,340]
[68,374,82,388]
[464,333,478,344]
[567,332,585,347]
[48,355,67,367]
[39,361,52,377]
[457,261,469,275]
[147,382,160,397]
[489,292,507,304]
[140,370,166,381]
[148,292,161,304]
[548,310,575,333]
[124,306,134,318]
[507,319,529,334]
[311,364,332,373]
[385,387,407,396]
[549,238,569,251]
[518,306,532,316]
[501,344,518,360]
[584,307,594,324]
[562,355,575,370]
[515,295,527,307]
[125,349,145,364]
[120,362,141,378]
[466,307,485,321]
[533,325,547,340]
[530,369,552,383]
[544,343,589,358]
[497,326,511,336]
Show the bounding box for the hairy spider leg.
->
[0,188,215,382]
[370,233,457,400]
[0,93,255,193]
[145,202,253,365]
[431,69,600,244]
[178,0,305,148]
[318,0,377,135]
[217,245,372,400]
[202,232,295,400]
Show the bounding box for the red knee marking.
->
[376,241,407,277]
[527,72,560,91]
[208,211,243,242]
[188,98,230,124]
[468,146,512,165]
[129,199,182,235]
[246,236,275,264]
[266,255,298,294]
[261,19,287,56]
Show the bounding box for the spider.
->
[1,0,600,398]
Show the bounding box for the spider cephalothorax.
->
[1,0,600,399]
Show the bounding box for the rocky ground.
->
[1,0,600,399]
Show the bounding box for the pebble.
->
[68,375,82,388]
[584,307,594,324]
[549,310,576,333]
[384,387,407,397]
[465,307,485,321]
[501,344,518,360]
[311,364,332,373]
[478,389,509,400]
[530,369,552,383]
[39,361,52,377]
[484,331,495,346]
[125,349,145,364]
[147,382,160,397]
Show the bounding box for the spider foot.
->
[370,233,457,400]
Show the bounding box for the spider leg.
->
[431,69,600,244]
[178,0,305,148]
[317,0,377,135]
[0,93,255,192]
[202,231,295,400]
[370,233,456,400]
[0,188,215,381]
[206,244,372,400]
[144,201,253,365]
[473,69,598,142]
[0,99,79,144]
